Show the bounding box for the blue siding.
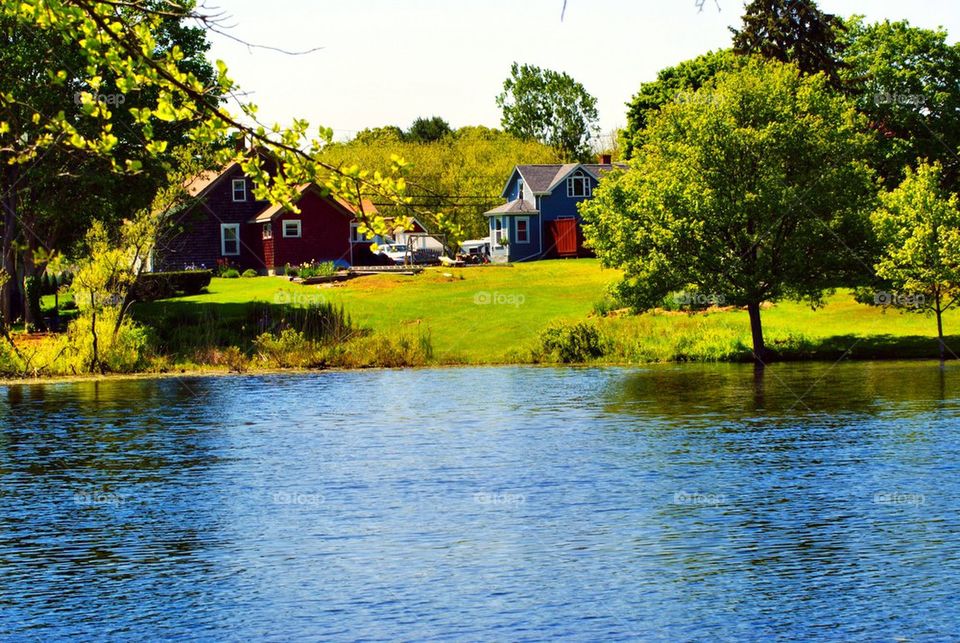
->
[488,214,542,262]
[539,172,598,223]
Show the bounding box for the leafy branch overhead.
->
[0,0,413,223]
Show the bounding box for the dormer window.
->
[517,179,525,199]
[566,171,590,198]
[232,179,247,202]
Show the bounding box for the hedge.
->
[132,270,212,301]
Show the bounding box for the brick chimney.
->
[599,153,612,165]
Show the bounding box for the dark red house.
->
[153,163,382,273]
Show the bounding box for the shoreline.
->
[2,353,955,386]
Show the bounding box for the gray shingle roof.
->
[512,163,626,196]
[484,198,540,216]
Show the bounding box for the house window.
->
[232,179,247,202]
[517,179,524,199]
[566,171,591,198]
[220,223,240,256]
[283,220,302,238]
[515,217,529,244]
[494,218,504,245]
[262,223,273,239]
[350,222,365,243]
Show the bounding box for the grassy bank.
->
[130,259,960,365]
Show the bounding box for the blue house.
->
[484,157,624,262]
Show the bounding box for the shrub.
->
[132,270,213,301]
[284,264,298,277]
[53,309,152,374]
[323,329,434,368]
[242,269,259,278]
[0,341,24,377]
[253,329,313,368]
[297,261,338,279]
[538,321,604,363]
[222,269,240,279]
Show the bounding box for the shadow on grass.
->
[131,299,359,356]
[772,334,960,362]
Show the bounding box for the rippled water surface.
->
[2,362,960,641]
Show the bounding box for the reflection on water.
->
[1,363,959,640]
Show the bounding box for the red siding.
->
[272,190,353,267]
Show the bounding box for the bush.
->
[253,328,313,368]
[222,269,240,279]
[297,261,338,279]
[47,309,152,374]
[132,270,213,301]
[242,269,259,278]
[538,321,604,363]
[0,341,24,377]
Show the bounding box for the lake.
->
[2,362,959,640]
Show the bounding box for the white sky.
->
[207,0,960,141]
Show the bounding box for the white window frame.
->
[220,223,240,256]
[515,216,530,244]
[494,217,504,245]
[517,179,524,200]
[283,219,302,239]
[566,172,591,198]
[262,222,273,239]
[231,179,247,202]
[350,222,365,243]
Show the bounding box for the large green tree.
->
[622,50,740,159]
[581,59,876,362]
[732,0,846,86]
[872,162,960,362]
[840,17,960,190]
[496,62,599,162]
[407,116,452,143]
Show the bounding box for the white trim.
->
[282,220,302,238]
[566,171,591,198]
[350,222,364,243]
[231,179,247,202]
[515,216,530,244]
[220,223,240,256]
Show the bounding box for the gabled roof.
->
[504,162,627,197]
[182,161,240,199]
[249,184,378,223]
[484,198,540,217]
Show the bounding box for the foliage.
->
[321,125,562,240]
[872,162,960,359]
[132,270,213,300]
[622,50,741,159]
[295,261,338,279]
[538,321,604,363]
[253,328,313,368]
[222,269,240,279]
[241,269,259,278]
[840,17,960,190]
[731,0,847,86]
[496,62,599,162]
[407,116,452,143]
[581,59,876,360]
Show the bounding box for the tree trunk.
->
[1,166,23,325]
[747,301,768,364]
[22,249,46,333]
[935,291,946,363]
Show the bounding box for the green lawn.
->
[136,259,960,363]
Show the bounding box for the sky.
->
[206,0,960,141]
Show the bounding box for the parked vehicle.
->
[378,243,410,264]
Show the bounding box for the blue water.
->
[1,363,959,641]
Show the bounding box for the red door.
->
[550,219,578,257]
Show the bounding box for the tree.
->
[872,162,960,362]
[496,62,599,162]
[581,59,876,362]
[407,116,452,143]
[622,50,740,159]
[840,18,960,190]
[0,5,220,331]
[731,0,847,86]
